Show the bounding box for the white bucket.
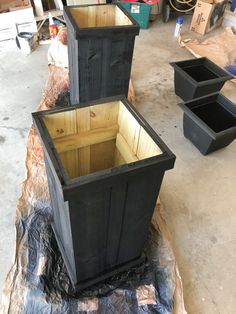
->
[17,32,34,55]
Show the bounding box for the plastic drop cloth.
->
[1,34,186,314]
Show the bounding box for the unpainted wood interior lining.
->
[43,101,162,179]
[69,5,133,28]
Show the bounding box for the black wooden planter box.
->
[171,57,233,101]
[32,96,175,290]
[64,4,140,105]
[179,93,236,155]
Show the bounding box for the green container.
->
[118,1,152,29]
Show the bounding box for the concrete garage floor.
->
[0,19,236,313]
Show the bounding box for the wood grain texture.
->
[54,125,119,153]
[118,102,140,154]
[137,127,163,159]
[116,133,138,163]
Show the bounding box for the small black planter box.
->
[171,57,233,101]
[32,96,175,290]
[64,4,140,105]
[179,93,236,155]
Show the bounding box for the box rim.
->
[63,3,140,36]
[32,96,176,188]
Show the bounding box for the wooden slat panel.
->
[60,150,79,179]
[67,23,80,105]
[76,107,90,177]
[90,140,116,173]
[69,188,111,280]
[44,157,77,281]
[116,133,138,163]
[96,5,115,27]
[117,170,164,265]
[88,6,96,27]
[54,125,119,153]
[43,111,79,178]
[43,111,76,139]
[106,183,127,267]
[90,102,119,129]
[83,37,103,101]
[70,7,88,28]
[137,127,162,160]
[115,6,133,26]
[114,148,126,167]
[118,102,141,154]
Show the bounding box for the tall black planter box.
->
[33,96,175,290]
[179,93,236,155]
[171,57,233,101]
[64,4,140,105]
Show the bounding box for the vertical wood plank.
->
[43,111,78,178]
[76,107,91,177]
[106,183,127,267]
[69,187,111,280]
[89,102,118,172]
[88,6,96,27]
[59,111,78,178]
[96,5,114,27]
[115,6,133,25]
[90,102,119,130]
[68,24,80,104]
[79,37,103,102]
[90,140,116,173]
[114,148,126,167]
[117,170,164,264]
[137,127,162,160]
[70,7,88,28]
[118,102,141,154]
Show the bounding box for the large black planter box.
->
[171,57,233,101]
[32,96,175,290]
[64,4,140,105]
[179,93,236,155]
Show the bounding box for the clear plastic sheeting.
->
[1,63,186,313]
[3,204,175,313]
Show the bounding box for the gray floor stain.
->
[0,135,6,143]
[0,125,27,138]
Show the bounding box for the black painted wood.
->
[32,96,176,290]
[64,4,140,104]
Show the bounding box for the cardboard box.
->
[190,0,227,35]
[0,4,37,50]
[0,0,29,12]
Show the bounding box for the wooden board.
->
[76,107,90,177]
